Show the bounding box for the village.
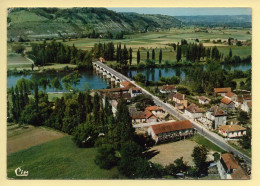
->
[97,74,251,179]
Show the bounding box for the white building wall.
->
[215,116,227,127]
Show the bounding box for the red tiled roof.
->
[231,166,249,179]
[209,105,226,116]
[151,120,193,135]
[221,97,233,105]
[101,87,129,93]
[243,94,252,100]
[131,87,142,93]
[221,153,248,179]
[221,153,239,170]
[225,91,236,98]
[120,81,135,88]
[173,92,185,100]
[186,103,203,113]
[199,96,210,102]
[131,110,155,119]
[161,85,176,91]
[146,106,163,111]
[214,88,231,93]
[219,125,246,132]
[105,93,131,100]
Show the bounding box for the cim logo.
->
[15,167,29,177]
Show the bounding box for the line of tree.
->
[176,40,251,65]
[28,40,93,69]
[115,43,131,67]
[92,42,115,61]
[184,63,251,94]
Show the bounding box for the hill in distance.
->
[176,15,251,27]
[7,8,181,41]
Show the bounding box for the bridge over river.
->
[93,61,251,166]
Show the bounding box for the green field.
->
[190,134,226,153]
[62,28,251,65]
[7,136,123,179]
[63,28,252,51]
[8,27,251,68]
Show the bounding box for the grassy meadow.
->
[7,27,252,69]
[7,136,123,179]
[190,134,226,153]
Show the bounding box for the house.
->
[220,97,235,109]
[168,92,188,108]
[214,87,231,96]
[217,153,248,179]
[131,110,157,124]
[185,103,204,119]
[147,120,194,143]
[145,106,165,115]
[218,125,247,139]
[241,100,252,113]
[160,85,177,94]
[99,57,106,63]
[199,96,211,105]
[100,87,129,94]
[237,94,252,108]
[225,91,237,102]
[103,92,131,102]
[205,106,227,128]
[130,87,142,97]
[120,81,135,89]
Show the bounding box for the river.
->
[7,70,109,92]
[7,63,251,92]
[121,63,252,81]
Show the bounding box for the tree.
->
[62,99,81,134]
[129,47,132,65]
[191,145,208,177]
[51,77,62,92]
[95,144,119,169]
[152,49,155,61]
[133,73,145,83]
[116,99,135,143]
[165,157,189,177]
[137,49,140,64]
[239,127,251,149]
[39,78,50,91]
[12,43,25,54]
[176,44,182,62]
[229,48,233,58]
[238,110,249,124]
[159,49,162,64]
[213,152,220,161]
[33,81,39,112]
[131,94,155,111]
[62,71,81,92]
[118,141,142,177]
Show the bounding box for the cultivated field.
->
[7,136,123,179]
[62,28,251,65]
[7,54,33,70]
[7,123,66,154]
[7,28,251,69]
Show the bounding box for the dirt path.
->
[7,124,66,154]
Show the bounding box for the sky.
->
[106,8,252,16]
